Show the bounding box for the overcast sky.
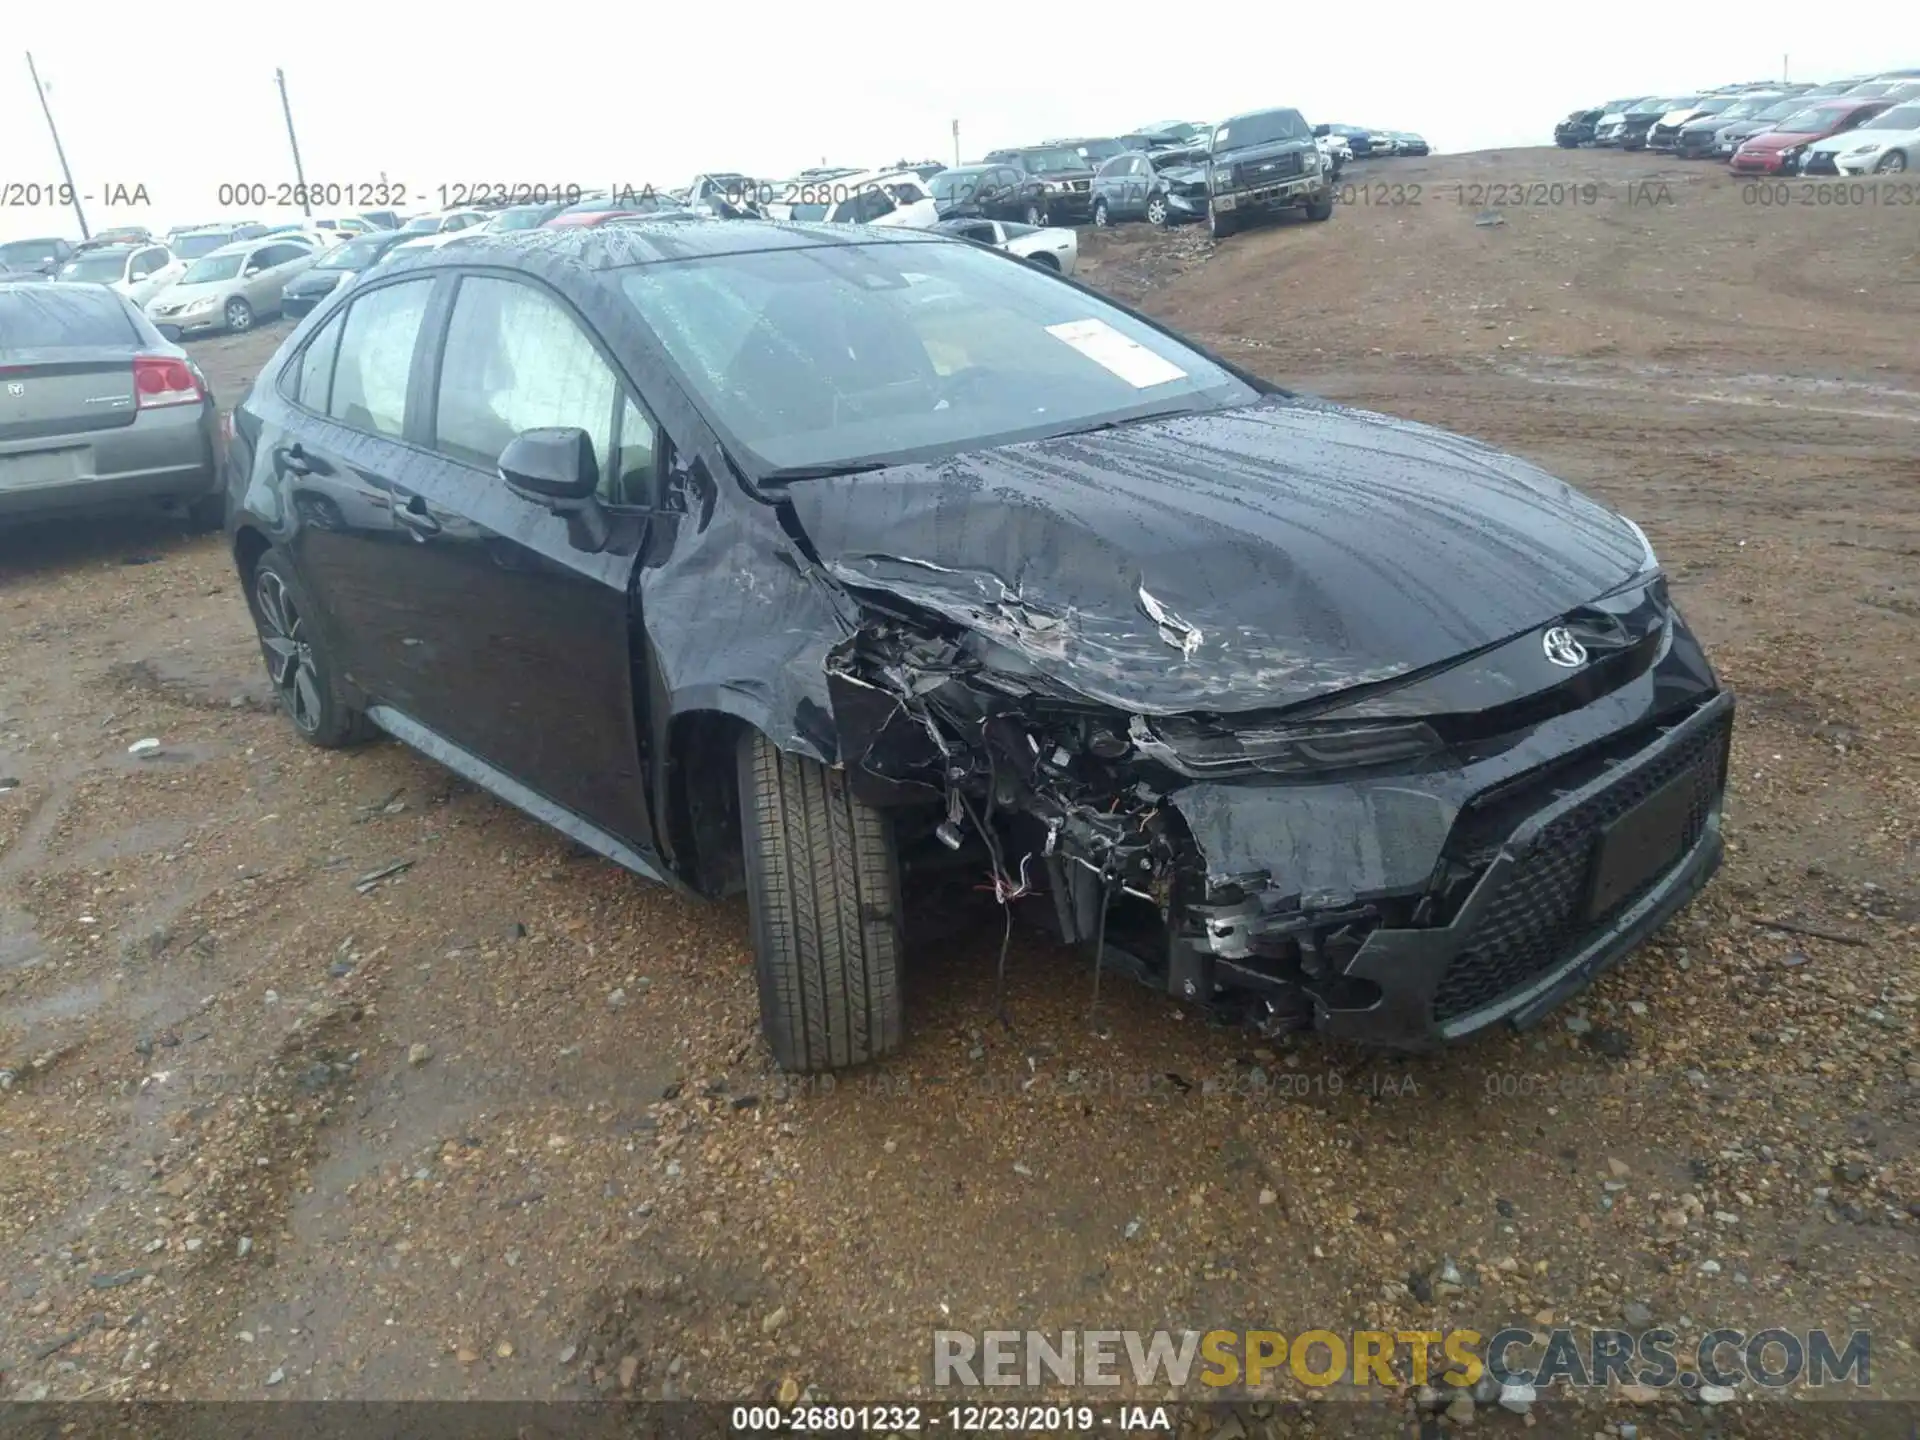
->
[3,2,1911,240]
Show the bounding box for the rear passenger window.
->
[291,311,344,412]
[328,279,432,439]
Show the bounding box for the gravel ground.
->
[1,148,1916,1435]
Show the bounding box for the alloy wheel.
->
[226,298,254,332]
[1878,151,1907,173]
[254,570,322,734]
[1146,196,1169,226]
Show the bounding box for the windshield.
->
[1776,105,1849,131]
[400,216,441,234]
[1755,99,1802,120]
[930,172,982,202]
[173,232,233,260]
[1017,149,1086,174]
[323,236,388,269]
[618,240,1255,474]
[1691,97,1736,114]
[491,206,550,230]
[1715,99,1766,120]
[1865,103,1920,129]
[1213,109,1309,150]
[0,285,139,347]
[181,254,244,284]
[1848,82,1894,97]
[1075,138,1126,161]
[57,253,128,284]
[0,240,63,270]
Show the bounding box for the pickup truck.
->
[1206,107,1332,239]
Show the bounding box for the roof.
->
[378,216,952,275]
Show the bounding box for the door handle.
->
[394,493,442,539]
[278,443,314,476]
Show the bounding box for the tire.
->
[1304,192,1334,222]
[224,297,254,334]
[1209,203,1236,240]
[1024,201,1047,227]
[247,549,374,749]
[1025,253,1060,272]
[737,729,904,1073]
[1093,198,1111,227]
[1145,194,1170,226]
[1877,150,1907,173]
[185,488,226,532]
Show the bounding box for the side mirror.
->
[500,426,611,551]
[243,265,262,277]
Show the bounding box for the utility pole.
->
[25,52,89,239]
[274,67,311,217]
[952,118,960,167]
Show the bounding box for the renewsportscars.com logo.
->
[932,1328,1871,1394]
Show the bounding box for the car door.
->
[988,166,1024,219]
[239,243,285,310]
[125,246,168,304]
[371,269,659,853]
[262,277,433,700]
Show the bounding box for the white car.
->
[932,217,1078,277]
[765,170,940,229]
[1817,99,1919,174]
[1316,134,1353,173]
[54,242,186,305]
[392,208,489,237]
[375,229,492,266]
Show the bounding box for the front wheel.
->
[1093,198,1111,227]
[1877,150,1907,173]
[1208,203,1236,240]
[1024,202,1048,227]
[737,730,904,1073]
[1304,191,1334,222]
[224,297,255,333]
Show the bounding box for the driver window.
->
[432,276,618,488]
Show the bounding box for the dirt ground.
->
[2,147,1916,1434]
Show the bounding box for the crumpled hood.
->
[783,397,1644,715]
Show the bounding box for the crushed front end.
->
[824,575,1732,1050]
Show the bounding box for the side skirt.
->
[364,704,678,892]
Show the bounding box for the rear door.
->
[263,276,435,697]
[371,269,659,851]
[0,287,141,498]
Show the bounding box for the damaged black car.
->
[223,220,1733,1072]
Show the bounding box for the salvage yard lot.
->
[2,146,1917,1429]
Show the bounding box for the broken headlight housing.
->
[1129,713,1446,779]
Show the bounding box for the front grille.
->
[1802,153,1838,174]
[1234,153,1303,187]
[1430,709,1731,1024]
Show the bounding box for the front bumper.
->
[1164,190,1209,219]
[281,293,327,318]
[1039,186,1093,218]
[1730,149,1791,173]
[1174,680,1734,1050]
[1675,132,1718,157]
[1834,152,1887,175]
[147,306,226,339]
[1211,172,1329,214]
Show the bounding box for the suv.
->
[979,145,1097,224]
[1205,107,1332,239]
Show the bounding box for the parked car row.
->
[1555,70,1919,174]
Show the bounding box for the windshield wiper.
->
[1041,405,1201,441]
[758,460,893,483]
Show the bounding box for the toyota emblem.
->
[1543,626,1588,668]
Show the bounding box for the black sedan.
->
[1555,109,1604,147]
[222,220,1732,1071]
[280,231,415,318]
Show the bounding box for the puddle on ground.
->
[1494,358,1920,422]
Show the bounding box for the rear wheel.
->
[248,550,373,749]
[737,730,904,1073]
[224,297,254,334]
[1024,201,1048,227]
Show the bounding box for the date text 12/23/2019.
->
[732,1405,1174,1432]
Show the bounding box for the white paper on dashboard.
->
[1044,318,1189,389]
